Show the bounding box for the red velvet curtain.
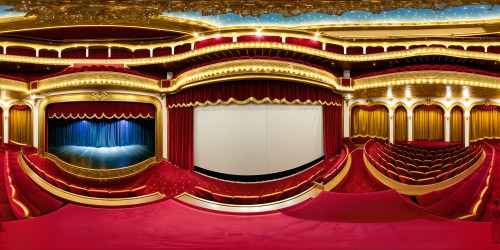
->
[194,37,233,49]
[323,105,342,159]
[476,105,498,110]
[47,102,155,119]
[168,107,193,171]
[285,37,322,50]
[166,80,343,170]
[418,105,439,111]
[357,105,385,111]
[174,44,191,54]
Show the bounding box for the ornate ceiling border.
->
[33,71,161,93]
[164,59,345,93]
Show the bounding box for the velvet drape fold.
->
[9,106,33,145]
[394,106,407,142]
[351,105,389,139]
[450,106,464,142]
[166,80,343,170]
[412,105,444,140]
[470,105,500,141]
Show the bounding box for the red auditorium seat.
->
[387,170,399,180]
[68,184,89,196]
[399,175,416,185]
[417,166,431,173]
[53,178,69,191]
[109,189,131,198]
[260,191,282,203]
[87,189,109,198]
[281,185,298,198]
[415,177,436,185]
[409,171,425,179]
[435,172,451,182]
[194,186,214,200]
[212,193,234,203]
[232,196,260,204]
[405,163,418,172]
[425,170,441,178]
[395,167,410,177]
[131,185,147,196]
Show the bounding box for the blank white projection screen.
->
[194,103,324,175]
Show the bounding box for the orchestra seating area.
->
[365,139,483,185]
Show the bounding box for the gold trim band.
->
[44,153,156,180]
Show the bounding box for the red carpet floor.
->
[334,149,389,193]
[1,189,496,250]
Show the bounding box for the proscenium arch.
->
[37,93,163,161]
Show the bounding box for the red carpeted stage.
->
[1,189,496,250]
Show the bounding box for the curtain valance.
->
[166,80,342,108]
[47,102,155,119]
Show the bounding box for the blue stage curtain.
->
[48,118,154,148]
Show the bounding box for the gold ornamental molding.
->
[363,150,486,196]
[0,41,497,68]
[17,153,166,207]
[0,77,29,93]
[353,71,500,91]
[33,71,161,94]
[164,59,344,93]
[1,0,493,18]
[37,92,164,165]
[45,153,156,180]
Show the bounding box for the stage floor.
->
[48,145,154,169]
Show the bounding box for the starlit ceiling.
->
[0,4,498,27]
[163,5,500,27]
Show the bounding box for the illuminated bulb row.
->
[35,79,160,92]
[0,85,29,93]
[176,63,339,89]
[354,78,498,90]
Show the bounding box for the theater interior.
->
[0,0,499,249]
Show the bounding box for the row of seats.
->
[20,150,147,198]
[376,141,481,173]
[416,143,495,219]
[193,145,350,204]
[2,38,498,61]
[195,168,324,205]
[354,64,499,79]
[316,145,349,184]
[365,140,483,185]
[174,55,335,78]
[4,150,65,219]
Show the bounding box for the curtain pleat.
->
[450,107,464,142]
[470,106,500,141]
[9,107,33,145]
[351,106,389,139]
[413,105,444,140]
[168,107,194,171]
[394,106,407,141]
[48,119,154,148]
[323,105,342,159]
